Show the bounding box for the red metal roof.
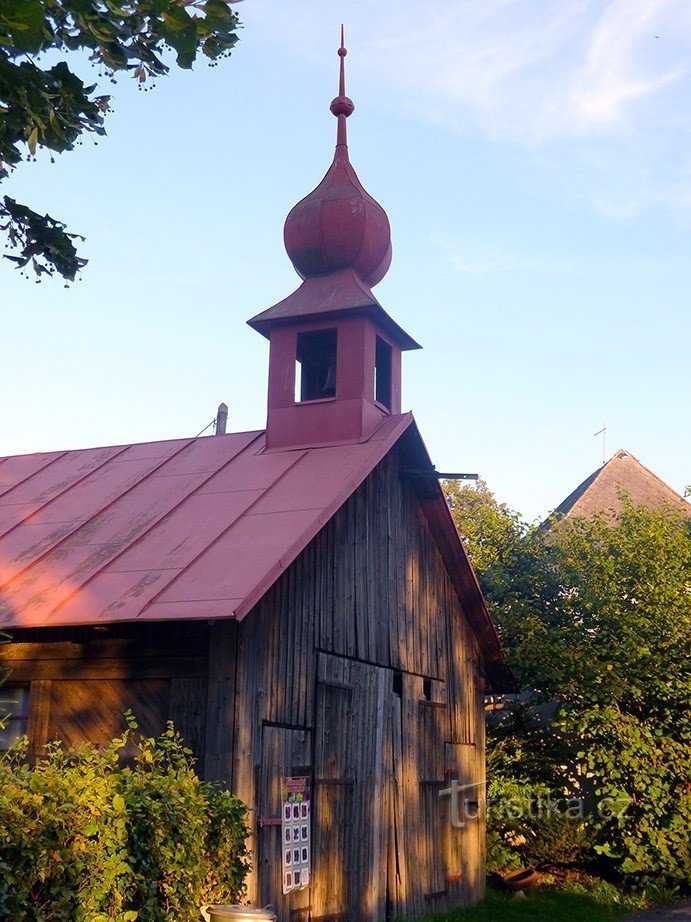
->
[0,416,413,629]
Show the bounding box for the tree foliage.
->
[0,715,250,919]
[0,0,240,280]
[446,480,691,885]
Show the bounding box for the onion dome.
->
[283,29,392,287]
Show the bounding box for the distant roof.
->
[544,449,690,526]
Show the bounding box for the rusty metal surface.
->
[0,416,413,629]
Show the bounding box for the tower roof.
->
[248,30,420,352]
[283,28,392,286]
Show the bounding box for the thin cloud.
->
[569,0,687,127]
[244,0,691,214]
[435,237,572,277]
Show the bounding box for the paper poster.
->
[281,776,311,894]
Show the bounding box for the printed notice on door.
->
[281,776,311,894]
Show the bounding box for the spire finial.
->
[338,24,346,96]
[330,24,354,149]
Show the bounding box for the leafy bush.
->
[0,716,250,921]
[448,481,691,887]
[486,753,591,874]
[574,706,691,883]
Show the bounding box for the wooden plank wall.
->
[231,536,320,907]
[233,444,487,918]
[311,449,477,683]
[0,623,216,772]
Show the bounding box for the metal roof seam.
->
[0,445,132,544]
[0,450,69,503]
[39,433,267,623]
[134,441,311,618]
[0,440,198,597]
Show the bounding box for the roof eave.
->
[247,269,421,352]
[396,423,516,693]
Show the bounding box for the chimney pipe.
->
[215,402,228,436]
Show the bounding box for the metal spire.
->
[329,25,355,150]
[338,23,346,96]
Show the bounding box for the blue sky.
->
[2,0,690,521]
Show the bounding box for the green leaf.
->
[27,127,38,155]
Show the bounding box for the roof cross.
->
[594,422,607,466]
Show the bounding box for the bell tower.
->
[248,30,420,451]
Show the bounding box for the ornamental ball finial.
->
[330,95,355,117]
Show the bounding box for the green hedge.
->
[0,715,250,921]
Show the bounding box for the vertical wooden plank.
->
[393,452,408,674]
[332,496,345,657]
[445,739,485,908]
[291,548,303,729]
[344,496,357,659]
[27,679,51,761]
[204,620,238,784]
[232,616,263,905]
[383,453,398,670]
[387,682,406,919]
[300,539,316,731]
[257,726,312,919]
[398,671,424,919]
[323,512,335,656]
[169,677,208,773]
[373,462,391,668]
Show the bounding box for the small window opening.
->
[374,336,392,410]
[392,670,403,698]
[295,329,337,402]
[423,677,432,701]
[0,686,29,750]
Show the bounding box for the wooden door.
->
[418,696,450,903]
[257,725,312,921]
[311,653,389,922]
[388,673,451,919]
[444,741,485,906]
